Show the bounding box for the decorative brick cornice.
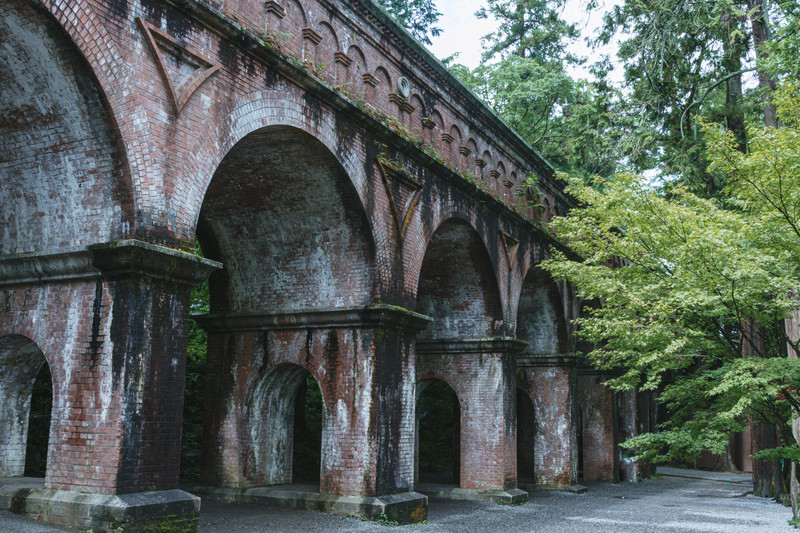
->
[421,117,436,129]
[0,240,221,287]
[504,179,514,188]
[489,169,501,179]
[475,158,487,169]
[458,146,471,156]
[194,304,432,333]
[441,132,454,144]
[334,51,352,67]
[302,27,323,44]
[389,93,415,113]
[362,72,380,86]
[264,0,286,18]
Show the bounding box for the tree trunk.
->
[750,421,783,498]
[747,0,778,128]
[741,318,787,498]
[722,18,747,152]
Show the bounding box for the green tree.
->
[542,81,800,509]
[376,0,442,45]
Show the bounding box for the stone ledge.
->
[416,337,527,354]
[194,304,432,333]
[0,240,221,287]
[0,477,200,532]
[519,481,588,494]
[516,352,585,367]
[188,484,427,524]
[415,483,528,504]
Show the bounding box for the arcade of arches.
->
[0,0,650,530]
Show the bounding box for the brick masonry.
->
[0,0,649,529]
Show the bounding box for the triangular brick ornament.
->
[376,157,422,243]
[137,18,221,114]
[499,230,519,269]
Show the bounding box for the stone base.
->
[0,477,200,532]
[415,483,528,504]
[519,482,587,494]
[188,483,427,524]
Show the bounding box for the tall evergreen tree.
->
[376,0,442,45]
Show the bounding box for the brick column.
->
[517,353,580,489]
[195,305,431,523]
[416,338,527,503]
[577,371,617,482]
[0,240,220,531]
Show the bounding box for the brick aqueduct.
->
[0,0,650,530]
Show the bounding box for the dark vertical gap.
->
[418,381,458,484]
[24,362,51,477]
[180,277,209,482]
[577,407,584,482]
[292,374,322,485]
[516,388,535,484]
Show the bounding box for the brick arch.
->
[516,266,569,355]
[374,66,392,109]
[243,361,328,486]
[178,90,374,244]
[410,94,425,133]
[414,215,503,340]
[0,334,58,480]
[1,0,137,253]
[415,376,463,407]
[347,44,368,75]
[37,1,173,238]
[314,21,338,82]
[196,124,376,312]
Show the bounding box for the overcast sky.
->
[427,0,624,82]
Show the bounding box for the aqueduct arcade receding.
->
[0,0,649,530]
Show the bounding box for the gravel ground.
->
[0,475,794,532]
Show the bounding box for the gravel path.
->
[0,475,794,532]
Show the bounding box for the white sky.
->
[427,0,624,83]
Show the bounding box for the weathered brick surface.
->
[577,373,617,483]
[0,0,645,528]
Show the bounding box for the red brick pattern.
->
[0,0,643,523]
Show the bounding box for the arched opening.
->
[517,268,567,355]
[247,363,326,488]
[196,125,373,314]
[0,335,53,480]
[416,218,502,341]
[292,374,323,484]
[25,363,52,478]
[0,0,129,255]
[416,380,460,485]
[191,125,373,489]
[516,388,535,485]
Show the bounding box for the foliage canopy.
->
[542,81,800,466]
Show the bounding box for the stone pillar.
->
[195,305,431,523]
[0,240,220,532]
[517,353,580,489]
[577,371,617,482]
[416,338,527,503]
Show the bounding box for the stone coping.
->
[186,483,427,524]
[414,483,528,504]
[194,304,433,333]
[516,352,585,367]
[0,240,221,287]
[415,337,527,354]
